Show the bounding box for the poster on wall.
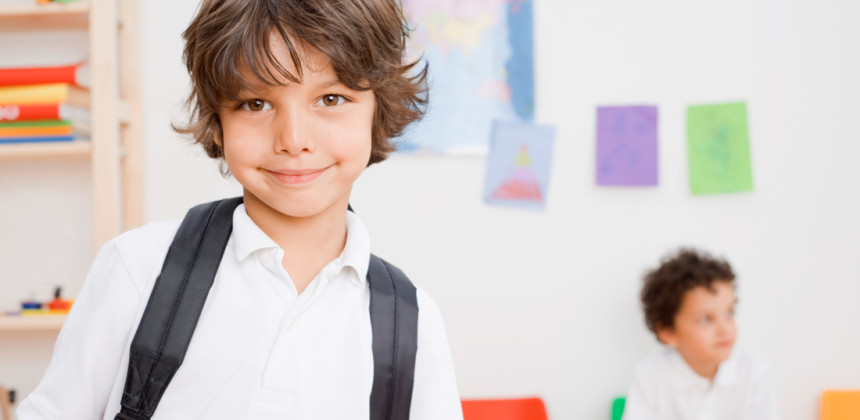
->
[483,121,555,210]
[398,0,535,156]
[686,102,754,195]
[596,105,659,186]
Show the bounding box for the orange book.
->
[0,120,73,138]
[0,125,73,137]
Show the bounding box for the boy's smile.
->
[217,33,375,227]
[265,165,333,185]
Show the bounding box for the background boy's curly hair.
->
[175,0,428,169]
[640,248,736,335]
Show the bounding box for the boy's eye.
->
[241,99,271,112]
[317,94,347,107]
[699,315,711,324]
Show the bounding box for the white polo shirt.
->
[622,347,779,420]
[18,205,463,420]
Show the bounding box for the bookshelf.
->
[0,315,66,332]
[0,2,89,31]
[0,0,144,246]
[0,140,91,160]
[0,0,143,334]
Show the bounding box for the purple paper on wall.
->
[596,106,658,186]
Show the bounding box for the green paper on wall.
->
[686,102,753,195]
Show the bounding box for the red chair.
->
[461,397,548,420]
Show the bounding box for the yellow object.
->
[514,145,532,167]
[0,83,69,105]
[821,390,860,420]
[21,309,48,316]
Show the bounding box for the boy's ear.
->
[656,326,677,347]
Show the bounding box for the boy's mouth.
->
[266,166,331,185]
[715,339,734,348]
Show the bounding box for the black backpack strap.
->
[368,254,419,420]
[115,197,243,420]
[115,198,418,420]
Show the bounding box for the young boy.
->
[623,248,779,420]
[18,0,462,419]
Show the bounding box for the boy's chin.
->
[711,345,735,363]
[269,202,332,219]
[244,188,348,220]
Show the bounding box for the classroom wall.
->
[2,0,858,419]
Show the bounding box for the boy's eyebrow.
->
[237,77,346,96]
[314,77,346,90]
[237,82,274,95]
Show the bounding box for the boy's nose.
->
[717,318,735,335]
[273,108,314,155]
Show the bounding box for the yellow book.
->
[0,83,89,108]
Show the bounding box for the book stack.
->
[36,0,82,4]
[0,63,90,144]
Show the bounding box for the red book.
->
[0,63,90,88]
[0,104,59,121]
[0,103,89,122]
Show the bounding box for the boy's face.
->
[218,34,374,221]
[658,281,737,373]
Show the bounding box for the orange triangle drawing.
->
[491,145,543,202]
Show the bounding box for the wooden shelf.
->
[0,140,91,160]
[0,314,66,331]
[0,2,90,31]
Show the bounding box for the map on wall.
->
[398,0,535,155]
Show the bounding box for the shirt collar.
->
[667,347,737,390]
[341,210,370,283]
[231,204,279,262]
[229,204,371,284]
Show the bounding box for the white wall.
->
[2,0,858,419]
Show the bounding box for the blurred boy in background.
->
[623,248,779,420]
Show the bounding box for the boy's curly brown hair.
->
[641,248,736,335]
[174,0,428,167]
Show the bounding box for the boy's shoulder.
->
[632,347,676,380]
[632,347,770,386]
[718,350,772,384]
[107,219,182,287]
[112,219,181,255]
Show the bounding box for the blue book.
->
[0,135,75,144]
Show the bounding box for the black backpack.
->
[114,197,419,420]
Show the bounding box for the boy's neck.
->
[242,191,349,293]
[676,349,720,382]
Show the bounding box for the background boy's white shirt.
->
[17,205,463,420]
[622,347,779,420]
